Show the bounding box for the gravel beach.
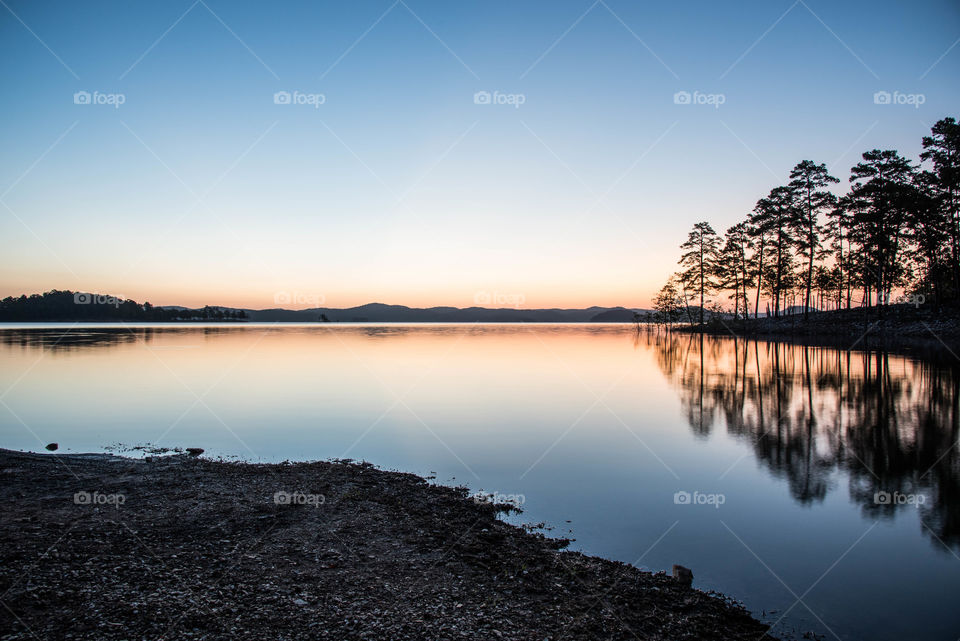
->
[0,449,774,640]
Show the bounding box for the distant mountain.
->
[779,305,820,316]
[0,290,649,323]
[243,303,649,323]
[588,308,640,322]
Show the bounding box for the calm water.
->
[1,323,958,640]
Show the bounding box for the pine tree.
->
[919,117,960,299]
[788,161,838,319]
[749,186,796,317]
[717,223,753,319]
[847,150,918,305]
[678,222,721,326]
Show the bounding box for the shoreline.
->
[0,448,774,640]
[669,304,960,351]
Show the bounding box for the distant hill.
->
[779,305,819,316]
[243,303,648,323]
[588,308,640,322]
[0,290,649,323]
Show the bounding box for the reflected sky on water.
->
[1,323,958,640]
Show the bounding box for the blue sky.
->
[1,0,958,308]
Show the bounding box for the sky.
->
[0,0,958,310]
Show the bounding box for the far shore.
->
[0,448,775,641]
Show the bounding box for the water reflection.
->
[3,322,959,639]
[0,322,625,350]
[648,330,960,551]
[0,325,250,350]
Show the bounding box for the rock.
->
[185,448,204,456]
[292,598,307,606]
[45,443,58,451]
[672,564,693,586]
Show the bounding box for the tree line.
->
[0,290,248,322]
[652,117,959,326]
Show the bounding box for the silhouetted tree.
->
[661,116,960,323]
[717,222,753,319]
[0,291,248,322]
[826,193,861,310]
[653,277,684,327]
[847,150,918,305]
[678,222,721,326]
[788,161,838,318]
[750,186,796,317]
[745,220,768,319]
[920,117,960,299]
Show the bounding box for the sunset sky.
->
[1,0,958,309]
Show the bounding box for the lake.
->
[1,323,958,640]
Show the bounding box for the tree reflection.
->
[0,327,154,350]
[0,326,263,351]
[648,330,960,551]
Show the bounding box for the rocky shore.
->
[0,449,774,640]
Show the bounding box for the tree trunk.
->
[804,187,814,321]
[754,237,764,320]
[699,241,705,327]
